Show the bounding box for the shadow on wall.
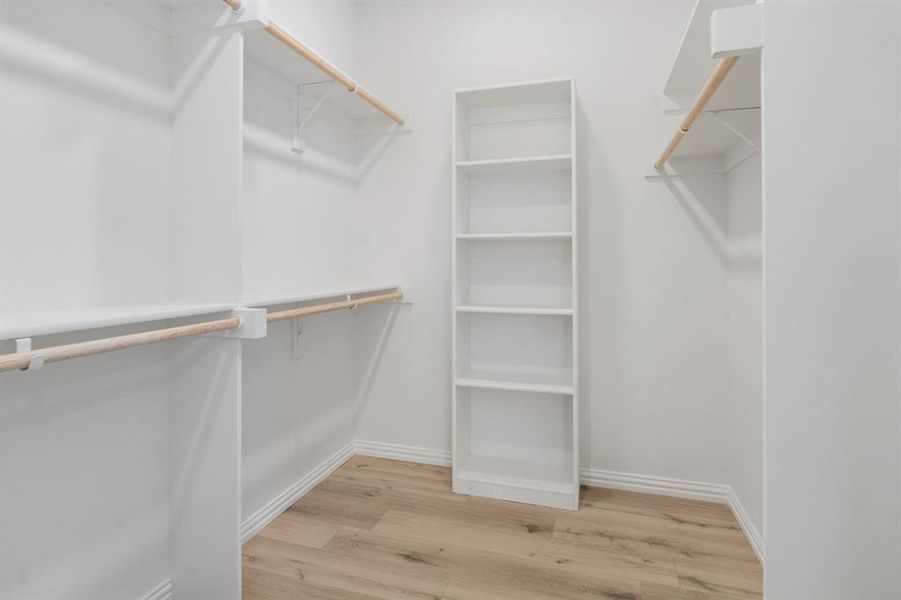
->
[243,60,409,185]
[659,174,730,265]
[0,1,234,121]
[351,303,402,431]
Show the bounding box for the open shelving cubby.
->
[452,78,578,510]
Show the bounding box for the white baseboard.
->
[579,467,732,504]
[240,440,356,543]
[235,439,764,566]
[581,466,764,564]
[354,439,452,466]
[726,486,765,564]
[142,578,172,600]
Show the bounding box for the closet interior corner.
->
[4,0,899,598]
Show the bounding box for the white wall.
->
[763,1,901,598]
[0,2,173,597]
[726,153,763,537]
[351,0,751,497]
[239,0,367,526]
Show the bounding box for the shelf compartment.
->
[455,79,572,162]
[456,368,574,395]
[456,167,572,235]
[456,455,575,495]
[456,312,573,378]
[454,387,575,509]
[456,238,572,309]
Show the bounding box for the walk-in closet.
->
[2,1,899,599]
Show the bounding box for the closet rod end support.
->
[207,308,268,339]
[397,287,415,305]
[15,338,44,371]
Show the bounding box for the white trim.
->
[727,486,765,564]
[354,440,452,467]
[240,440,355,543]
[579,467,732,504]
[141,578,172,600]
[581,466,764,565]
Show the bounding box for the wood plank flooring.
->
[243,456,762,600]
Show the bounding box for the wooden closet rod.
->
[223,0,242,10]
[263,22,357,92]
[263,22,406,126]
[0,317,240,374]
[267,291,403,323]
[654,56,739,169]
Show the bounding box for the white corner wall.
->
[239,0,365,528]
[727,153,763,537]
[763,1,901,597]
[0,3,173,597]
[350,0,752,504]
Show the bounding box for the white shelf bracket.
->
[14,338,44,371]
[707,112,761,153]
[292,84,334,154]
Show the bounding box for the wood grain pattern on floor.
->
[243,456,762,600]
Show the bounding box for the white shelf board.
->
[663,0,760,113]
[0,303,236,340]
[457,368,574,395]
[456,305,573,316]
[456,155,572,176]
[457,455,575,495]
[243,283,401,308]
[455,78,573,109]
[456,232,572,241]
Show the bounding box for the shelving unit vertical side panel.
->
[451,92,460,484]
[569,79,579,509]
[169,28,244,600]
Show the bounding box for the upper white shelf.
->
[663,0,759,113]
[456,155,572,176]
[456,232,572,241]
[0,303,236,341]
[243,283,402,308]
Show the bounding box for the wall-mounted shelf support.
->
[292,83,334,153]
[709,110,760,153]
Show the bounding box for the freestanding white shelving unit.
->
[452,78,578,510]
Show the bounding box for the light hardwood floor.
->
[243,456,762,600]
